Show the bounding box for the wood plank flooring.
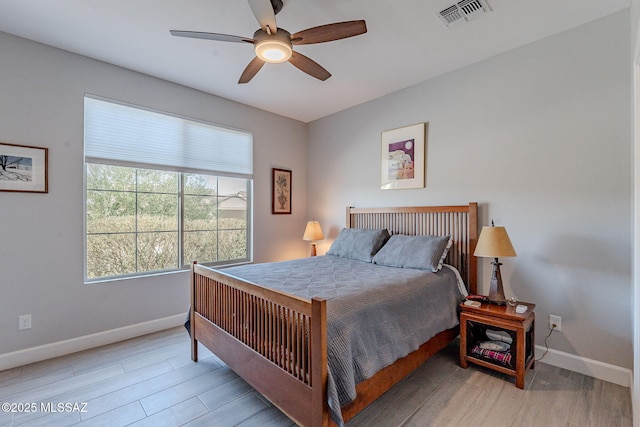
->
[0,327,631,427]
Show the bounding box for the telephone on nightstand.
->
[466,294,489,302]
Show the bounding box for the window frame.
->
[83,96,253,283]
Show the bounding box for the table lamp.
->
[473,221,517,305]
[303,220,324,256]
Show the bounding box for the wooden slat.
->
[193,272,315,385]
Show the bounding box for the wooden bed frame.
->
[189,203,478,426]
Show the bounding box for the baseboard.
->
[0,314,186,371]
[535,345,632,387]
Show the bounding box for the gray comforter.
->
[221,255,465,426]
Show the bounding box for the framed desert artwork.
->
[380,123,426,190]
[272,168,292,214]
[0,142,48,193]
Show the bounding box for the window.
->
[84,96,252,281]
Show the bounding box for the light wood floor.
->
[0,327,631,427]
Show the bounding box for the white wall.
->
[0,32,308,357]
[308,11,632,370]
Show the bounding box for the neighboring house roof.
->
[219,192,247,211]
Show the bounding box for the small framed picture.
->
[381,123,427,190]
[272,168,292,214]
[0,142,48,193]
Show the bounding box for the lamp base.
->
[488,258,507,305]
[309,243,317,257]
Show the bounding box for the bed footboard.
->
[190,262,329,427]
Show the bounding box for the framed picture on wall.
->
[272,168,292,214]
[380,123,427,190]
[0,142,48,193]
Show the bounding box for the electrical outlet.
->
[18,314,32,331]
[549,315,561,332]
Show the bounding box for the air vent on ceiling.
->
[438,0,490,28]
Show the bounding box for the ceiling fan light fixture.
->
[255,39,292,63]
[253,28,292,63]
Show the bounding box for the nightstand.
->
[459,301,535,389]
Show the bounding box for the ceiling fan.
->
[170,0,367,84]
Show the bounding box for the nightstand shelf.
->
[459,301,535,389]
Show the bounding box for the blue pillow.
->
[326,228,390,262]
[372,234,452,272]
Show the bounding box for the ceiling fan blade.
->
[170,30,254,44]
[288,51,331,81]
[291,20,367,45]
[238,57,265,84]
[248,0,278,34]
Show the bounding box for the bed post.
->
[468,202,479,295]
[310,297,329,427]
[190,261,198,362]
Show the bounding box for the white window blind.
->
[84,96,253,178]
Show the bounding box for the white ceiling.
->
[0,0,630,122]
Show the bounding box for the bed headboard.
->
[346,203,478,294]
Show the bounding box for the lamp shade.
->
[303,221,324,241]
[474,226,516,258]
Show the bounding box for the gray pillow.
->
[372,234,452,272]
[326,228,391,262]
